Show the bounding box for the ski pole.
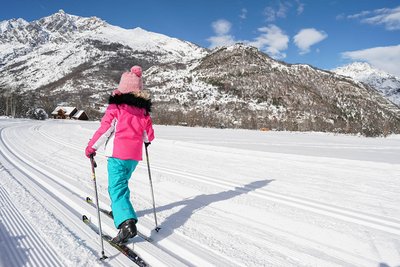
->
[90,155,108,260]
[145,145,161,232]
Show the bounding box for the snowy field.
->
[0,118,400,267]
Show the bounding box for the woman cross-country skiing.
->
[85,65,154,244]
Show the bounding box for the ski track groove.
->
[3,122,237,266]
[0,183,63,267]
[0,184,58,267]
[0,190,27,267]
[35,122,400,237]
[150,165,400,235]
[0,127,140,267]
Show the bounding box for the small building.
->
[51,106,78,119]
[72,110,89,120]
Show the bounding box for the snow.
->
[96,26,206,62]
[0,18,29,33]
[333,62,400,106]
[0,119,400,266]
[51,106,76,116]
[0,11,207,94]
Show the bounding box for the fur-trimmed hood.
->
[108,93,152,113]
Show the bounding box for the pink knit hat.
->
[117,66,143,94]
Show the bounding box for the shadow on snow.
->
[138,179,274,242]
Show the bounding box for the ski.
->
[82,215,149,267]
[85,197,153,242]
[85,196,113,217]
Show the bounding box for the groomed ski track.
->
[1,119,400,266]
[0,121,235,266]
[0,127,181,266]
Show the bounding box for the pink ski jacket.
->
[87,94,154,161]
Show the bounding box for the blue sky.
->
[1,0,400,76]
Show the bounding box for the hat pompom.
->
[131,66,142,77]
[117,66,143,94]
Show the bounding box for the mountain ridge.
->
[333,62,400,107]
[146,44,400,136]
[1,11,399,136]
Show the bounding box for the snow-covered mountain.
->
[333,62,400,107]
[1,11,400,136]
[147,44,400,136]
[0,10,206,94]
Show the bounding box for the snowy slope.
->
[96,26,205,61]
[147,44,400,136]
[0,10,206,93]
[1,118,400,266]
[0,10,206,63]
[333,62,400,107]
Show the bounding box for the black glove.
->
[144,142,151,148]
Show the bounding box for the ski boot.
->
[112,219,137,244]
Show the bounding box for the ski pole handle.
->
[90,155,97,178]
[90,155,97,167]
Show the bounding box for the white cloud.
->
[348,10,371,19]
[207,19,236,48]
[277,2,290,18]
[240,8,247,20]
[264,7,277,22]
[348,6,400,30]
[342,45,400,77]
[263,1,290,22]
[296,0,305,15]
[207,35,236,49]
[336,13,345,20]
[248,25,289,59]
[212,19,231,35]
[207,20,289,59]
[293,28,327,54]
[263,1,304,21]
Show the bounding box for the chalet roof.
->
[72,110,85,118]
[51,106,77,116]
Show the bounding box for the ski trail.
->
[5,120,400,266]
[32,122,400,262]
[149,164,400,236]
[35,123,400,233]
[2,124,233,266]
[24,122,243,266]
[0,128,136,267]
[0,185,63,267]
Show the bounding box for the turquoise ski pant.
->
[107,157,138,228]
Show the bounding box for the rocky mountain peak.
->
[334,62,391,78]
[36,10,106,35]
[197,43,274,74]
[0,11,106,46]
[333,62,400,106]
[0,18,29,34]
[210,43,267,59]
